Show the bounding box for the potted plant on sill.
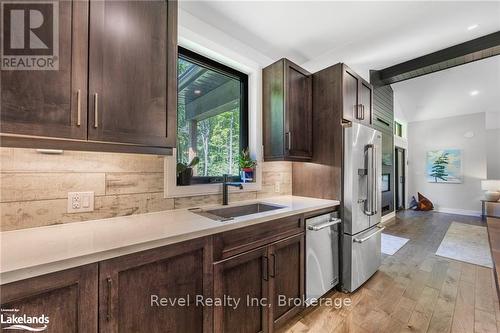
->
[239,148,256,183]
[176,157,200,186]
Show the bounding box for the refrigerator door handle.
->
[353,226,385,243]
[372,146,378,215]
[364,144,376,216]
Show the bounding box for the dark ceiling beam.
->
[372,31,500,86]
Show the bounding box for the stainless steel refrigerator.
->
[341,122,383,292]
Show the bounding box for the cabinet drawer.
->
[213,214,304,261]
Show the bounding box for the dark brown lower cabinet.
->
[0,211,316,333]
[213,233,305,333]
[98,238,213,333]
[213,246,270,333]
[269,234,304,328]
[0,264,98,332]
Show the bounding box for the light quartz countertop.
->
[0,195,339,284]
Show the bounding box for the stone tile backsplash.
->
[0,148,292,231]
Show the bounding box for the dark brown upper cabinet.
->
[342,64,373,125]
[0,1,89,140]
[88,0,176,148]
[0,0,177,155]
[263,59,312,161]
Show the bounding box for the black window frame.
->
[177,46,249,184]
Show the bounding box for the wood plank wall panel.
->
[0,148,292,231]
[371,84,395,216]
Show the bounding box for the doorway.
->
[395,147,406,210]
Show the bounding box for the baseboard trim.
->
[381,211,396,226]
[434,207,481,217]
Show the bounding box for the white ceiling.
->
[392,55,500,123]
[180,1,500,78]
[180,1,500,123]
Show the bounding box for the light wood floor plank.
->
[475,309,497,333]
[451,280,475,333]
[406,286,440,332]
[476,266,495,313]
[277,211,497,333]
[428,262,461,333]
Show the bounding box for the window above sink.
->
[164,42,262,198]
[177,47,249,185]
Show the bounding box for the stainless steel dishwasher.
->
[305,212,341,303]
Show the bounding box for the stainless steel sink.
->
[191,203,285,221]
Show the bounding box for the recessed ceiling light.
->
[470,90,479,96]
[467,24,479,31]
[194,89,201,95]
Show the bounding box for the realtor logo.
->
[1,1,59,70]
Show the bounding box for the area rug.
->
[436,222,492,268]
[381,233,410,255]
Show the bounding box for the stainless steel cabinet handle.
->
[94,93,99,128]
[286,132,292,150]
[307,218,342,231]
[76,89,81,126]
[106,277,112,321]
[353,226,385,243]
[356,104,365,120]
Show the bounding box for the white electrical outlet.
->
[274,181,281,193]
[67,192,94,213]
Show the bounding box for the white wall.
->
[486,129,500,179]
[407,113,488,216]
[485,112,500,179]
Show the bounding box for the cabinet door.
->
[213,246,269,333]
[0,0,88,139]
[99,238,210,333]
[269,234,305,329]
[342,67,359,123]
[0,264,98,332]
[285,60,312,160]
[88,0,177,147]
[359,80,373,125]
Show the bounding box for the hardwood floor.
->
[278,210,499,333]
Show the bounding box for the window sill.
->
[164,152,262,198]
